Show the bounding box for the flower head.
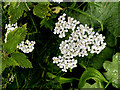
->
[4,23,18,43]
[53,13,106,72]
[17,40,35,53]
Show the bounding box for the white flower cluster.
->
[53,13,80,38]
[4,23,35,53]
[52,55,77,72]
[52,0,63,3]
[17,40,35,53]
[4,23,18,43]
[52,13,106,72]
[8,74,15,83]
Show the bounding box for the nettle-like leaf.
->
[47,72,74,84]
[11,52,33,68]
[33,2,51,18]
[88,2,120,37]
[103,53,120,88]
[8,2,28,24]
[2,57,19,74]
[1,52,33,74]
[78,67,107,88]
[3,24,27,54]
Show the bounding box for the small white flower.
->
[4,23,18,43]
[53,0,63,3]
[17,40,35,53]
[8,74,15,83]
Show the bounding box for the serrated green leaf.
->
[103,53,120,88]
[2,57,19,74]
[52,6,63,14]
[10,1,18,8]
[33,3,51,18]
[8,2,28,23]
[3,24,27,54]
[78,67,107,88]
[12,52,33,68]
[47,72,74,84]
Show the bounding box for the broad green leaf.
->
[3,24,27,54]
[8,2,28,23]
[82,79,104,88]
[78,67,107,88]
[2,57,19,74]
[88,2,120,37]
[52,6,63,14]
[65,10,91,26]
[47,72,74,84]
[88,47,114,69]
[33,3,51,18]
[105,31,117,47]
[103,53,120,88]
[12,52,33,68]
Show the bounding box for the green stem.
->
[27,12,38,33]
[15,72,19,88]
[3,67,14,88]
[70,8,103,31]
[79,63,86,69]
[39,37,52,56]
[56,70,62,76]
[105,78,112,88]
[27,32,40,35]
[77,2,85,9]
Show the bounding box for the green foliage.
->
[78,67,107,88]
[81,79,104,88]
[105,31,117,47]
[88,2,120,37]
[2,2,119,89]
[12,52,33,68]
[33,3,51,18]
[2,57,19,74]
[88,47,114,69]
[2,52,33,74]
[3,24,27,54]
[8,2,28,24]
[103,53,120,88]
[68,12,91,26]
[51,6,63,14]
[47,72,74,84]
[40,18,55,31]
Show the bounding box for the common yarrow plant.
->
[1,1,120,89]
[52,13,106,72]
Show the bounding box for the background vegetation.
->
[1,1,120,89]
